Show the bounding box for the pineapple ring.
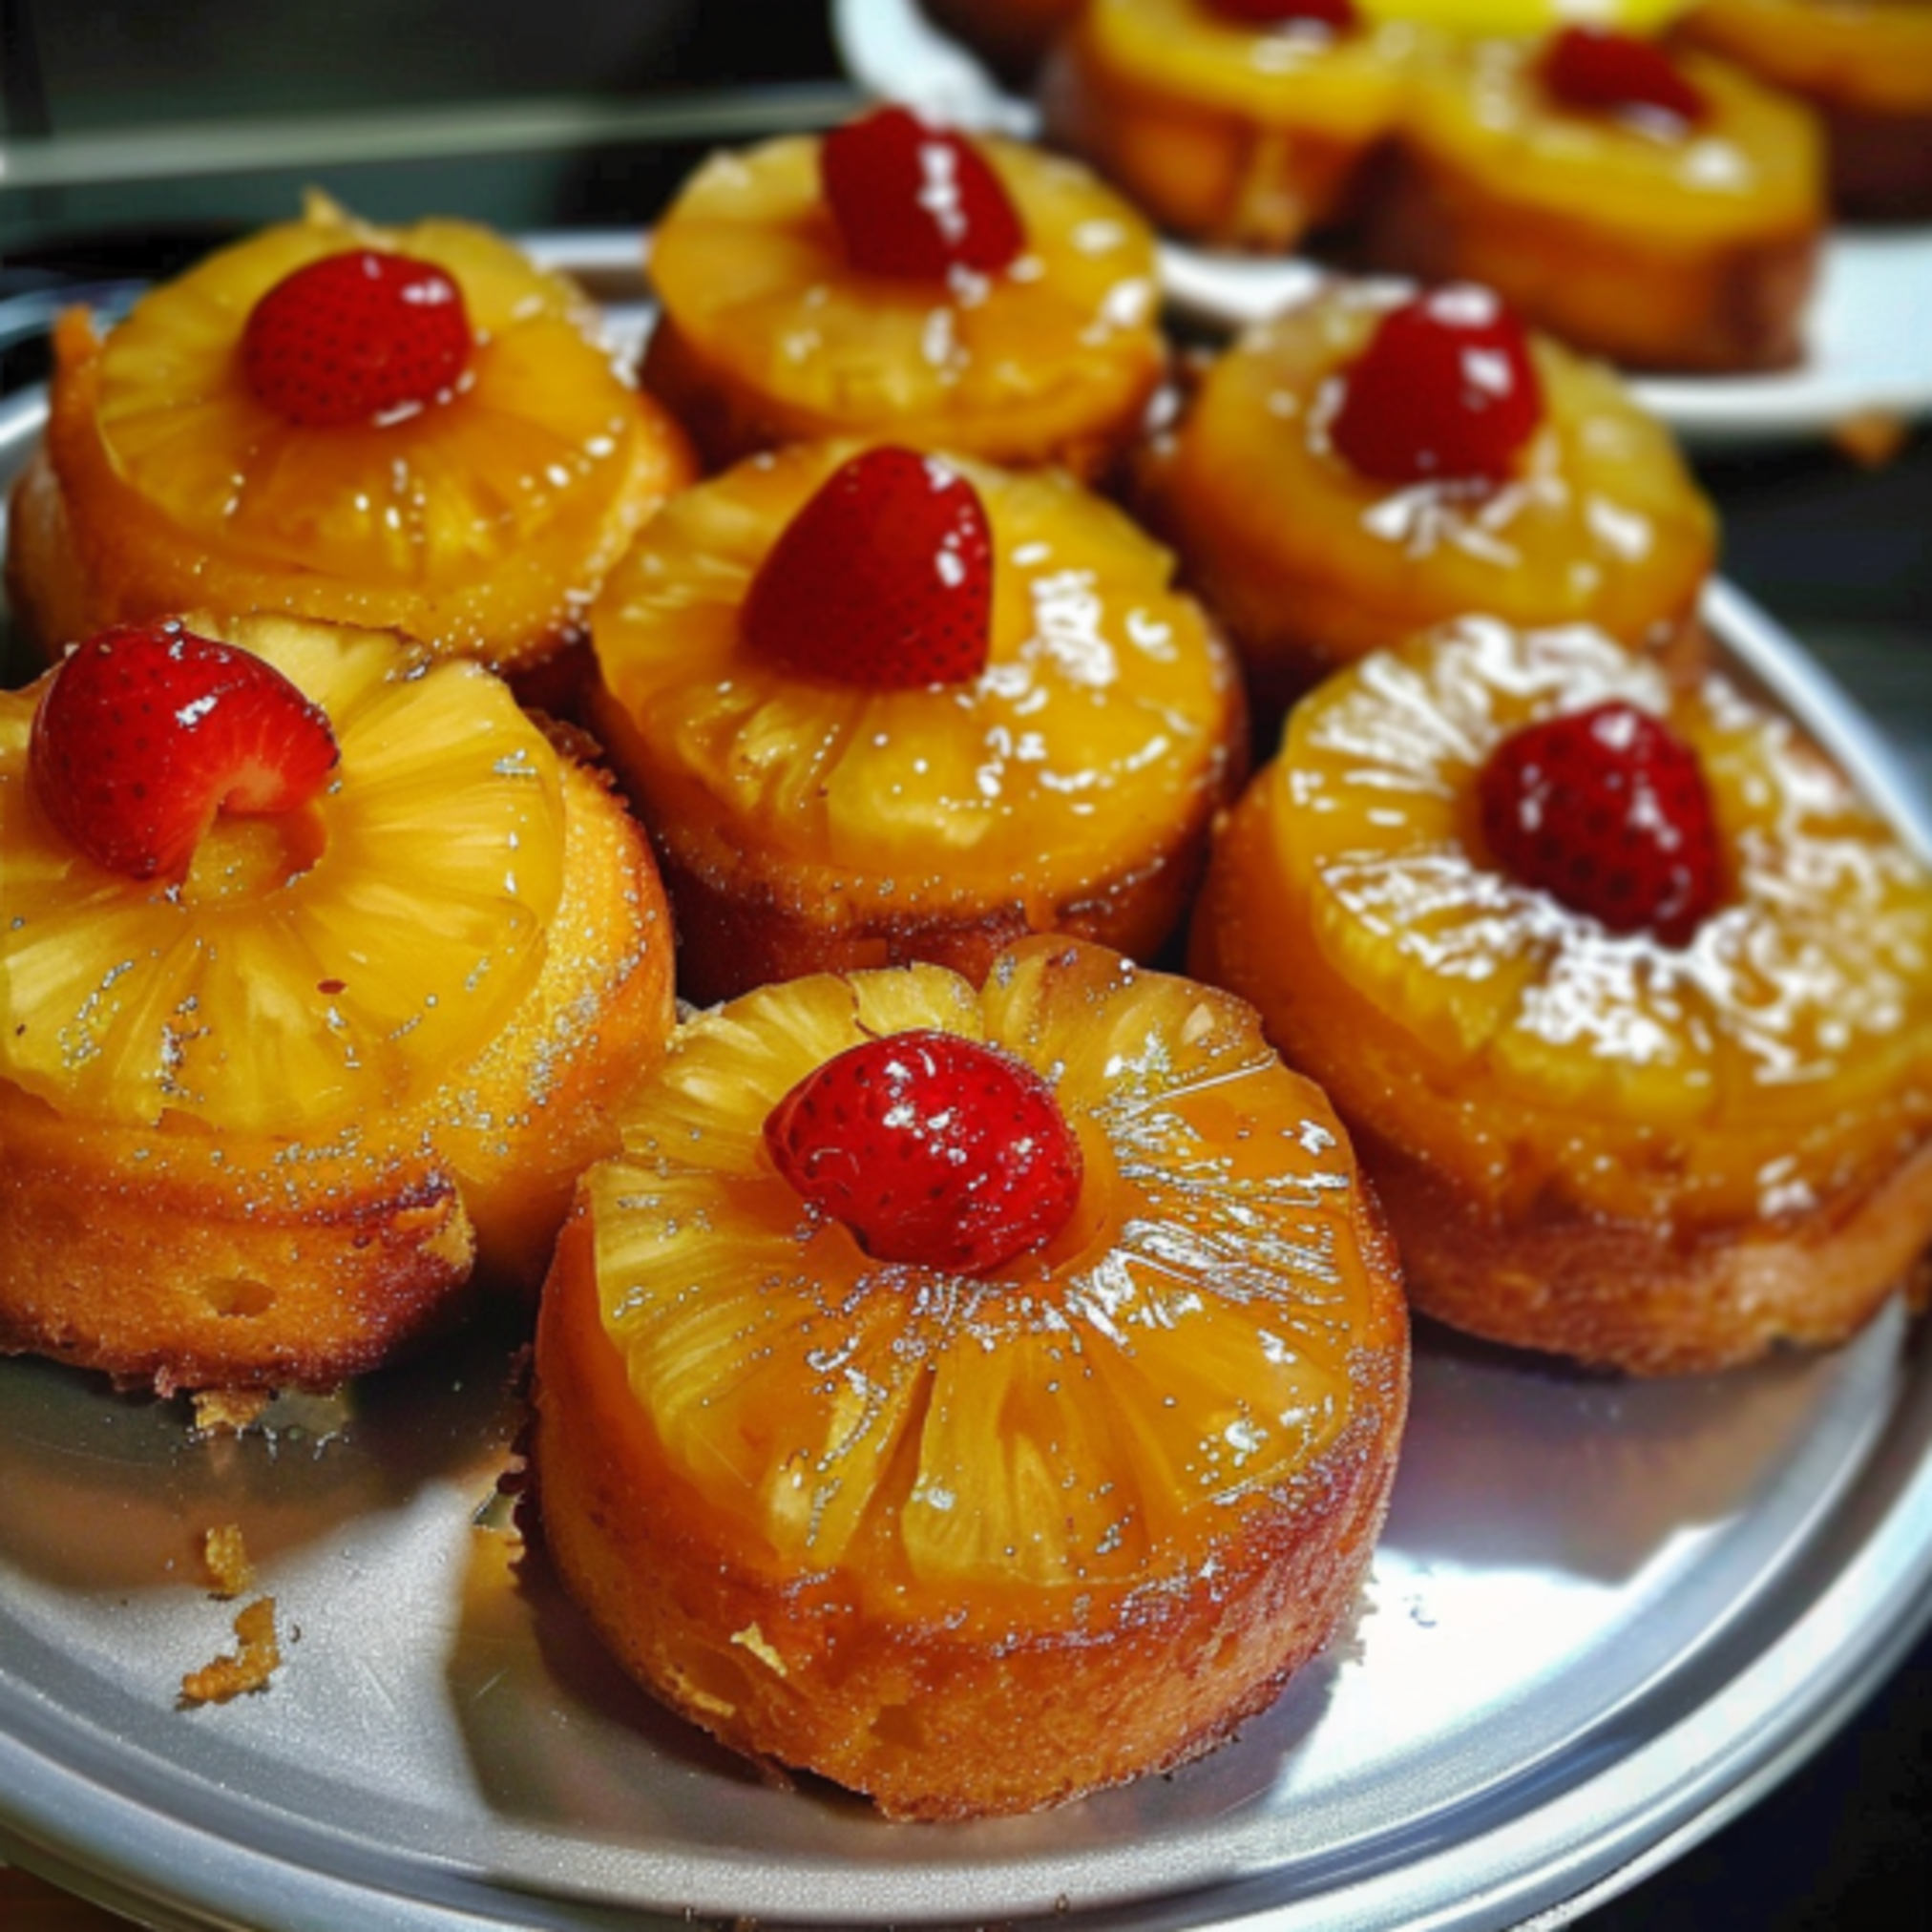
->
[94,198,642,584]
[1678,0,1932,119]
[594,439,1238,876]
[1359,31,1823,373]
[1675,0,1932,218]
[535,934,1407,1817]
[1359,0,1693,27]
[589,437,1245,1000]
[7,198,696,676]
[1394,36,1820,243]
[1065,0,1412,123]
[0,614,567,1134]
[1132,280,1715,713]
[1207,619,1932,1214]
[640,128,1166,473]
[1189,619,1932,1372]
[1038,0,1414,252]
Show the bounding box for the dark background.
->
[1,3,1927,1927]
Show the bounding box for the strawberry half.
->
[741,446,994,688]
[1328,284,1544,489]
[1541,26,1708,134]
[821,105,1025,279]
[31,620,341,880]
[1479,700,1722,947]
[764,1028,1084,1274]
[242,247,472,428]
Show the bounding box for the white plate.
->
[2,321,1932,1929]
[832,0,1932,449]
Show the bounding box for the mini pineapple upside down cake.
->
[1034,0,1823,374]
[1360,15,1824,374]
[589,437,1247,1005]
[640,104,1167,478]
[1189,618,1932,1376]
[1132,276,1716,723]
[5,195,695,685]
[1039,0,1416,255]
[0,613,676,1396]
[1676,0,1932,220]
[533,934,1409,1819]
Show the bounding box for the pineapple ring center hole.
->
[179,803,328,905]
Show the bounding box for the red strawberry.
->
[764,1028,1084,1274]
[1541,26,1707,133]
[1328,284,1544,489]
[1479,701,1722,946]
[31,620,340,880]
[821,105,1025,279]
[1206,0,1357,31]
[242,248,472,429]
[741,446,994,688]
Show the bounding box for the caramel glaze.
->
[590,441,1247,1007]
[1189,619,1932,1375]
[1133,283,1716,725]
[0,743,675,1392]
[533,939,1409,1816]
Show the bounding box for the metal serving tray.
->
[2,242,1931,1932]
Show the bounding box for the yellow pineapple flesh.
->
[92,198,645,589]
[581,936,1402,1612]
[1681,0,1932,116]
[0,612,567,1134]
[1137,280,1715,694]
[1397,34,1820,242]
[1209,619,1932,1228]
[1080,0,1408,127]
[594,436,1236,892]
[10,196,693,674]
[641,131,1165,466]
[1366,33,1823,371]
[1040,0,1413,251]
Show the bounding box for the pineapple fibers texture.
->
[588,938,1403,1602]
[0,615,568,1134]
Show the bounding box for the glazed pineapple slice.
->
[589,437,1244,1002]
[1202,618,1932,1225]
[1,609,676,1391]
[1134,278,1714,713]
[1,612,567,1134]
[13,195,693,672]
[640,113,1166,473]
[1039,0,1414,251]
[1676,0,1932,218]
[1355,0,1690,23]
[1189,619,1932,1370]
[536,935,1407,1817]
[1365,24,1823,371]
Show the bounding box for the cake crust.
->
[0,633,678,1396]
[536,1201,1406,1817]
[1193,788,1932,1375]
[1188,623,1932,1376]
[531,939,1409,1816]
